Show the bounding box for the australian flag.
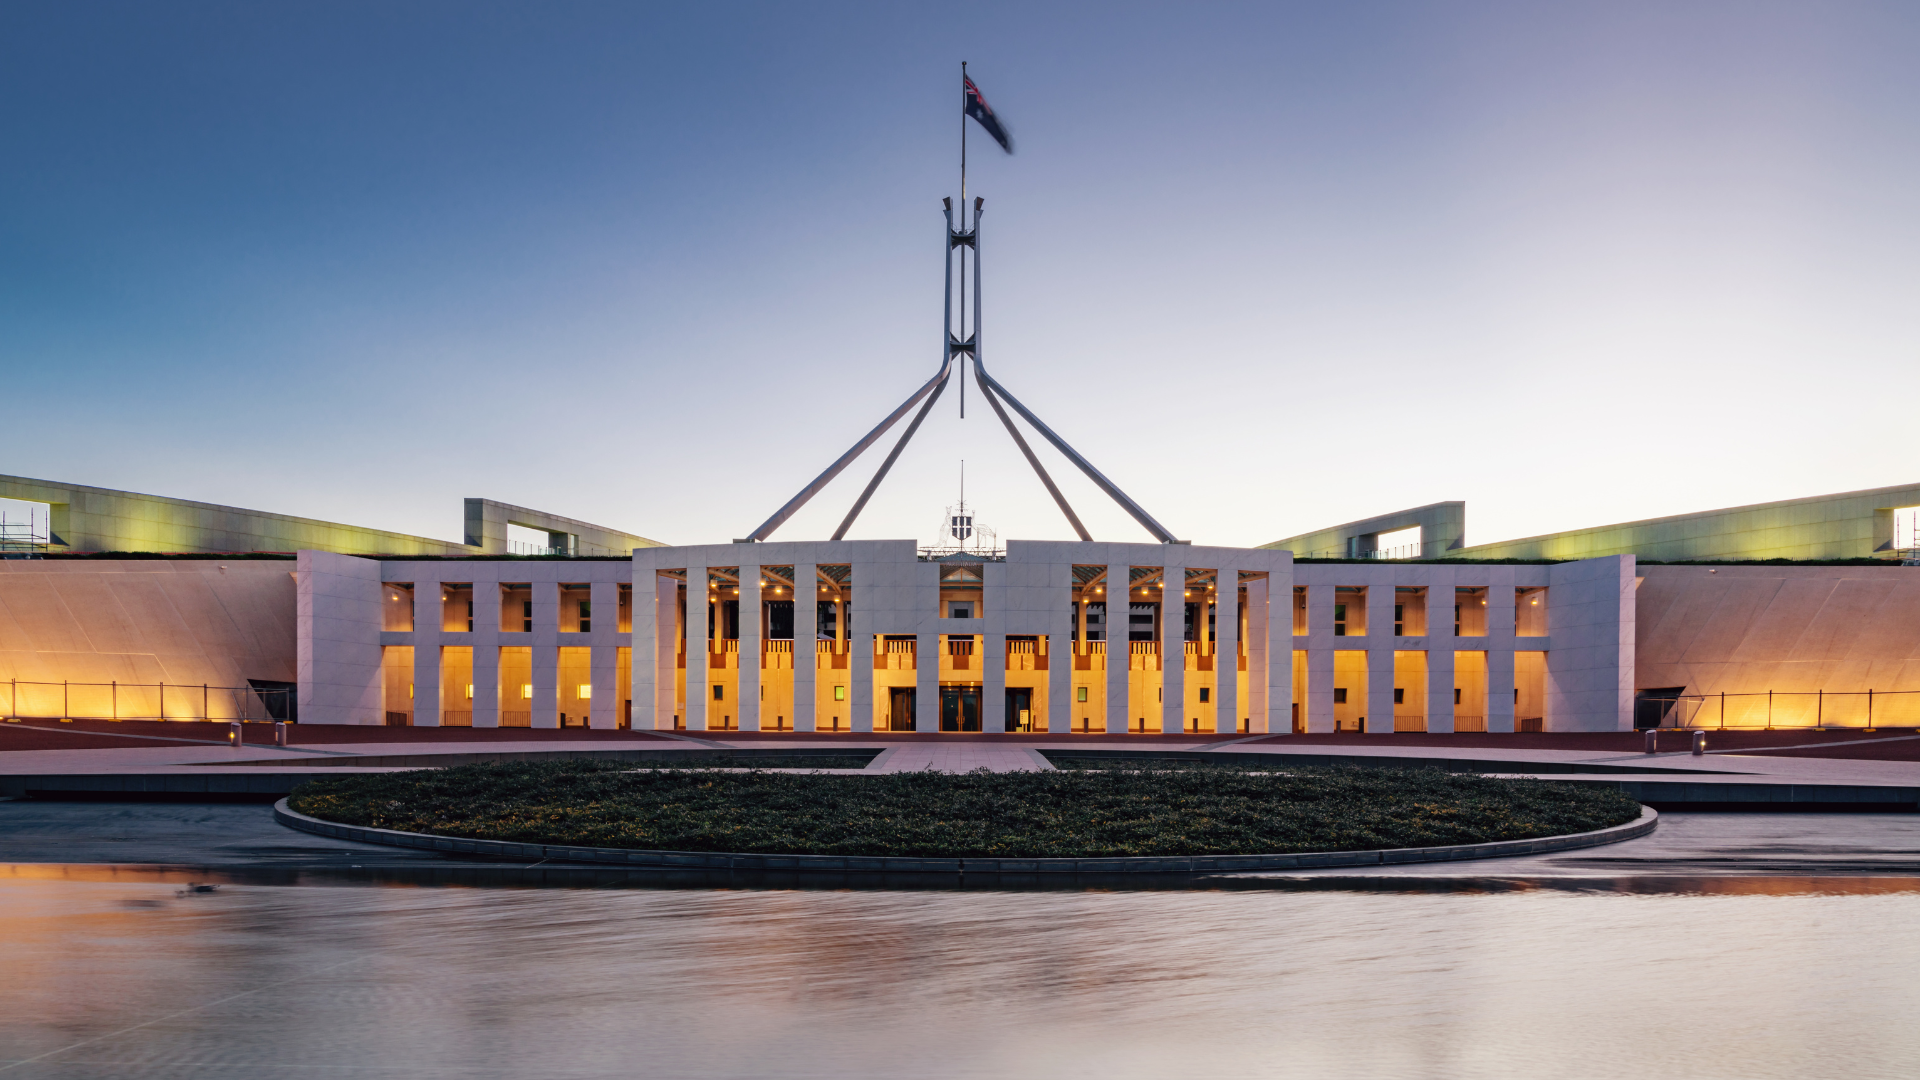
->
[964,76,1013,153]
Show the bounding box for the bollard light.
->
[1644,729,1657,754]
[229,720,242,747]
[1693,731,1706,756]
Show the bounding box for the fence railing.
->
[506,540,633,557]
[3,679,292,722]
[1649,689,1920,730]
[1297,543,1425,561]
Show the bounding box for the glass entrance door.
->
[939,685,981,732]
[888,687,916,732]
[1005,687,1033,732]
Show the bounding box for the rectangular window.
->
[1394,687,1405,705]
[713,685,724,701]
[1077,686,1089,703]
[1198,687,1211,703]
[833,685,846,701]
[523,600,533,633]
[1333,687,1348,704]
[1394,604,1404,636]
[1334,604,1347,636]
[579,600,592,634]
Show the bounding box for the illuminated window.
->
[1077,686,1089,703]
[579,684,592,699]
[833,685,846,701]
[465,684,474,699]
[521,684,533,699]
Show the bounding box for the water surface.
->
[2,874,1915,1079]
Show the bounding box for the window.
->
[579,601,591,633]
[948,601,974,619]
[1077,687,1089,703]
[520,684,532,699]
[1454,687,1462,704]
[1394,604,1404,636]
[713,685,725,701]
[1334,604,1347,636]
[1393,688,1405,705]
[1199,687,1211,703]
[1333,688,1348,704]
[833,685,846,701]
[579,684,592,698]
[467,601,474,632]
[522,601,533,633]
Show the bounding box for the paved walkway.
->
[869,745,1051,773]
[3,722,1919,803]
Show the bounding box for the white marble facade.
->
[298,544,1637,732]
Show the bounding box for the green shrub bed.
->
[287,761,1641,859]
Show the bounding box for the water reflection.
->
[2,875,1918,1079]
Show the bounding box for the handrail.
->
[3,678,291,723]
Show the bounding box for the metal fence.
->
[2,680,291,723]
[1650,689,1920,730]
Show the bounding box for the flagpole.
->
[959,60,968,420]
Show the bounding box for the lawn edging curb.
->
[273,800,1657,875]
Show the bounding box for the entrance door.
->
[1005,687,1033,732]
[888,687,916,732]
[940,685,981,732]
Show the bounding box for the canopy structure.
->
[743,196,1178,545]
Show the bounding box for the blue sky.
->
[3,2,1916,549]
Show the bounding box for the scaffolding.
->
[0,507,49,557]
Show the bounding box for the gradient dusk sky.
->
[3,2,1916,550]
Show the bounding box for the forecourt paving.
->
[3,722,1920,809]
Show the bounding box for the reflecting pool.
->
[2,873,1917,1079]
